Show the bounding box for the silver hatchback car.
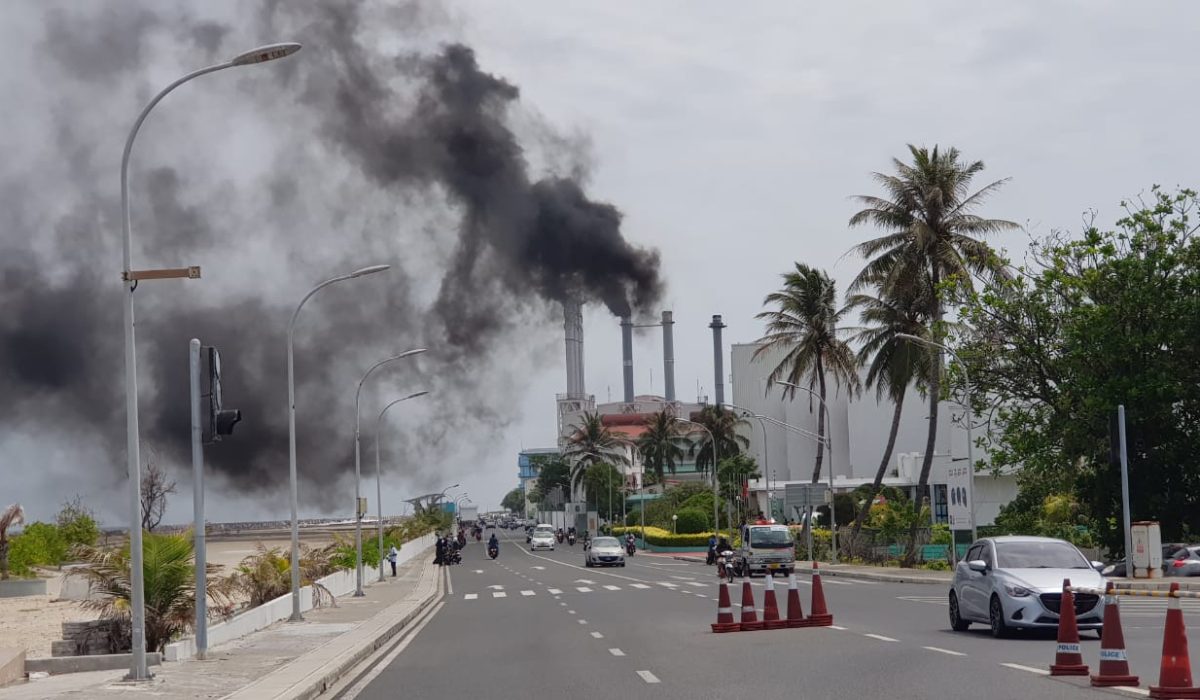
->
[949,536,1106,638]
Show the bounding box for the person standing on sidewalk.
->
[434,534,445,566]
[387,545,399,576]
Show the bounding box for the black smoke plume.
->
[0,0,662,517]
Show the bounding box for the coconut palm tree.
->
[686,405,750,478]
[0,504,25,580]
[564,411,631,500]
[843,275,933,536]
[848,145,1014,562]
[754,263,861,483]
[636,410,687,486]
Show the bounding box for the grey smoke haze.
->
[0,0,662,516]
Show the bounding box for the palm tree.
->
[564,411,631,500]
[843,276,933,536]
[754,263,861,483]
[0,503,25,580]
[686,405,750,478]
[637,409,687,486]
[848,145,1014,562]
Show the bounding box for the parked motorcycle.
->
[716,549,735,580]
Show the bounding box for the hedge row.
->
[611,526,725,548]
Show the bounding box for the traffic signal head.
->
[215,409,242,437]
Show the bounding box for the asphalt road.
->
[349,529,1197,700]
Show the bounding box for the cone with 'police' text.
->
[762,573,786,629]
[739,579,763,631]
[807,561,833,627]
[1091,582,1139,687]
[1050,579,1089,676]
[711,580,740,633]
[1150,582,1200,699]
[786,572,808,628]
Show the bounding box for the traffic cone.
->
[1050,578,1089,676]
[1150,582,1200,699]
[807,561,833,627]
[739,579,763,631]
[762,574,785,630]
[1091,582,1139,687]
[786,572,808,628]
[711,580,740,633]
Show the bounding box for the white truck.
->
[457,505,479,524]
[732,521,796,577]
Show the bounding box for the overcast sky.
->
[3,1,1197,526]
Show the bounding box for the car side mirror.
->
[1091,561,1105,571]
[967,559,988,573]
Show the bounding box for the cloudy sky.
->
[2,1,1197,526]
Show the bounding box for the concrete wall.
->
[163,533,435,662]
[0,649,24,687]
[0,579,47,598]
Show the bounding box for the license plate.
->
[768,563,781,569]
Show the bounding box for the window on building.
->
[933,484,948,525]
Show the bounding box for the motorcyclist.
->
[625,532,636,554]
[488,532,499,557]
[581,530,591,548]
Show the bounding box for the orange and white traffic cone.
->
[1091,582,1139,687]
[739,579,763,631]
[1150,582,1200,699]
[1050,578,1089,676]
[786,572,807,628]
[711,580,740,633]
[762,574,785,630]
[807,561,833,627]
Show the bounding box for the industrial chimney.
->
[709,314,726,406]
[620,316,635,404]
[563,300,585,398]
[661,311,676,402]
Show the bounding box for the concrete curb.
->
[668,555,952,585]
[222,556,441,700]
[24,653,162,676]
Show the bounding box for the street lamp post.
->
[674,417,719,537]
[722,403,770,527]
[776,381,838,564]
[374,391,429,582]
[119,42,300,680]
[896,334,977,542]
[672,513,678,534]
[354,351,426,596]
[287,264,390,622]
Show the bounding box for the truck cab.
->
[733,521,795,577]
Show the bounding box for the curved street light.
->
[119,41,301,681]
[673,417,720,536]
[353,350,426,596]
[374,390,429,581]
[775,381,838,563]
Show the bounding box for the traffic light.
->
[215,408,242,437]
[206,347,242,442]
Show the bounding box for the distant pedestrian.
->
[434,535,445,566]
[388,545,399,577]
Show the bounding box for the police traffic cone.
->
[1091,582,1139,687]
[807,561,833,627]
[762,574,785,630]
[1150,582,1200,699]
[1050,579,1089,676]
[786,572,808,628]
[711,580,740,633]
[739,579,763,631]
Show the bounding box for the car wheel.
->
[585,560,592,567]
[989,595,1010,639]
[949,592,970,631]
[620,562,626,567]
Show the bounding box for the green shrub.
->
[673,509,709,534]
[8,522,67,575]
[920,560,951,571]
[611,526,731,547]
[56,497,100,550]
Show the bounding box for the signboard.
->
[784,483,830,509]
[946,463,972,531]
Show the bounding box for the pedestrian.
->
[706,533,718,565]
[434,534,445,566]
[388,545,399,577]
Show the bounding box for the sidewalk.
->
[0,551,440,700]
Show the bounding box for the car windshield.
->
[592,537,618,547]
[749,528,793,548]
[995,541,1090,569]
[534,529,553,537]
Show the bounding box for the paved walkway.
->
[0,552,439,700]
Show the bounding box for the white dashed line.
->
[521,590,535,596]
[577,587,593,593]
[568,609,576,614]
[1000,663,1050,676]
[548,588,562,595]
[686,581,707,588]
[658,582,678,588]
[829,625,848,630]
[464,594,478,600]
[637,670,661,684]
[603,585,621,591]
[609,648,625,657]
[863,633,899,642]
[630,583,650,589]
[923,646,966,657]
[578,619,588,624]
[591,632,604,639]
[492,592,506,598]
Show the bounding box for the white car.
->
[585,536,625,568]
[530,526,556,551]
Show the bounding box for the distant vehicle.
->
[732,521,795,577]
[1166,546,1200,577]
[1102,543,1188,577]
[458,505,479,524]
[949,536,1106,639]
[530,525,556,551]
[585,536,625,568]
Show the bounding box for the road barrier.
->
[739,579,763,631]
[807,561,833,627]
[1090,582,1139,687]
[711,580,740,633]
[709,564,833,634]
[786,573,807,628]
[1050,578,1090,676]
[762,573,785,630]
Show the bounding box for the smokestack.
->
[620,316,634,404]
[661,310,675,402]
[563,300,585,398]
[709,314,726,406]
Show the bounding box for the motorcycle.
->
[444,549,462,565]
[474,530,482,542]
[567,533,576,546]
[716,549,735,580]
[625,541,636,557]
[488,545,499,560]
[556,531,564,544]
[457,533,467,548]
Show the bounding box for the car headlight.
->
[1101,565,1115,575]
[1004,584,1032,597]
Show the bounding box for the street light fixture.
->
[353,350,427,596]
[896,333,977,542]
[374,390,429,582]
[672,513,678,534]
[722,403,771,524]
[118,41,300,681]
[776,381,839,563]
[286,264,389,622]
[673,417,720,537]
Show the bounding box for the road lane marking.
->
[829,625,847,630]
[657,582,678,588]
[464,594,478,600]
[609,648,625,656]
[492,592,506,598]
[630,584,650,589]
[685,581,707,587]
[637,670,660,684]
[336,600,445,699]
[578,619,587,624]
[591,632,604,639]
[577,586,593,592]
[1000,663,1050,676]
[670,576,697,581]
[445,567,453,595]
[532,566,545,570]
[548,588,562,594]
[568,609,576,614]
[521,590,535,596]
[864,634,899,642]
[603,585,621,591]
[923,646,966,657]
